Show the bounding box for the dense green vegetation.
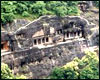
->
[94,1,99,8]
[1,1,80,24]
[49,51,99,79]
[1,63,26,79]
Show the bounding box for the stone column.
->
[79,32,82,37]
[69,33,70,38]
[64,33,66,39]
[45,37,47,43]
[76,32,78,38]
[72,32,74,38]
[36,39,38,45]
[40,38,42,44]
[59,30,61,34]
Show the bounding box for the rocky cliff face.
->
[9,15,95,51]
[1,40,86,79]
[1,9,99,79]
[1,19,30,32]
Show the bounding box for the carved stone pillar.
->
[79,32,82,37]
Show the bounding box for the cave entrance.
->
[74,32,76,36]
[33,36,50,46]
[80,5,84,11]
[80,4,86,12]
[1,41,10,51]
[78,31,80,36]
[78,30,82,37]
[67,32,69,38]
[46,37,49,42]
[42,37,45,43]
[34,39,37,45]
[1,44,4,49]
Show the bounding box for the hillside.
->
[1,1,99,79]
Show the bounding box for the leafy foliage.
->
[1,63,26,79]
[22,11,30,17]
[1,1,98,24]
[79,51,99,79]
[1,1,15,24]
[94,1,99,8]
[1,1,80,24]
[1,13,15,24]
[1,63,14,79]
[49,51,99,79]
[16,3,28,14]
[49,67,65,79]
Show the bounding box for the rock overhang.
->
[14,15,91,38]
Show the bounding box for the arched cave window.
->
[67,32,69,37]
[34,39,37,45]
[74,32,76,36]
[1,43,4,49]
[42,37,45,43]
[78,31,80,36]
[46,37,49,42]
[70,22,74,27]
[59,29,62,34]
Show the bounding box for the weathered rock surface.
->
[10,15,95,50]
[1,19,31,32]
[1,40,85,79]
[1,9,99,79]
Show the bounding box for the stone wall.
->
[1,40,85,79]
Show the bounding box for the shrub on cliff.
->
[94,1,99,8]
[79,51,99,79]
[49,51,99,79]
[22,11,30,17]
[1,63,26,79]
[30,1,46,16]
[1,63,14,79]
[49,67,65,79]
[16,3,28,14]
[1,13,15,24]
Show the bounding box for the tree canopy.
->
[1,1,80,24]
[49,50,99,79]
[1,63,26,79]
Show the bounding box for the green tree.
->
[53,6,67,17]
[30,1,46,16]
[49,51,99,79]
[1,1,16,24]
[1,13,15,24]
[49,67,65,79]
[22,11,30,17]
[1,63,14,79]
[79,51,99,79]
[1,1,80,24]
[94,1,99,8]
[16,3,28,14]
[1,63,26,79]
